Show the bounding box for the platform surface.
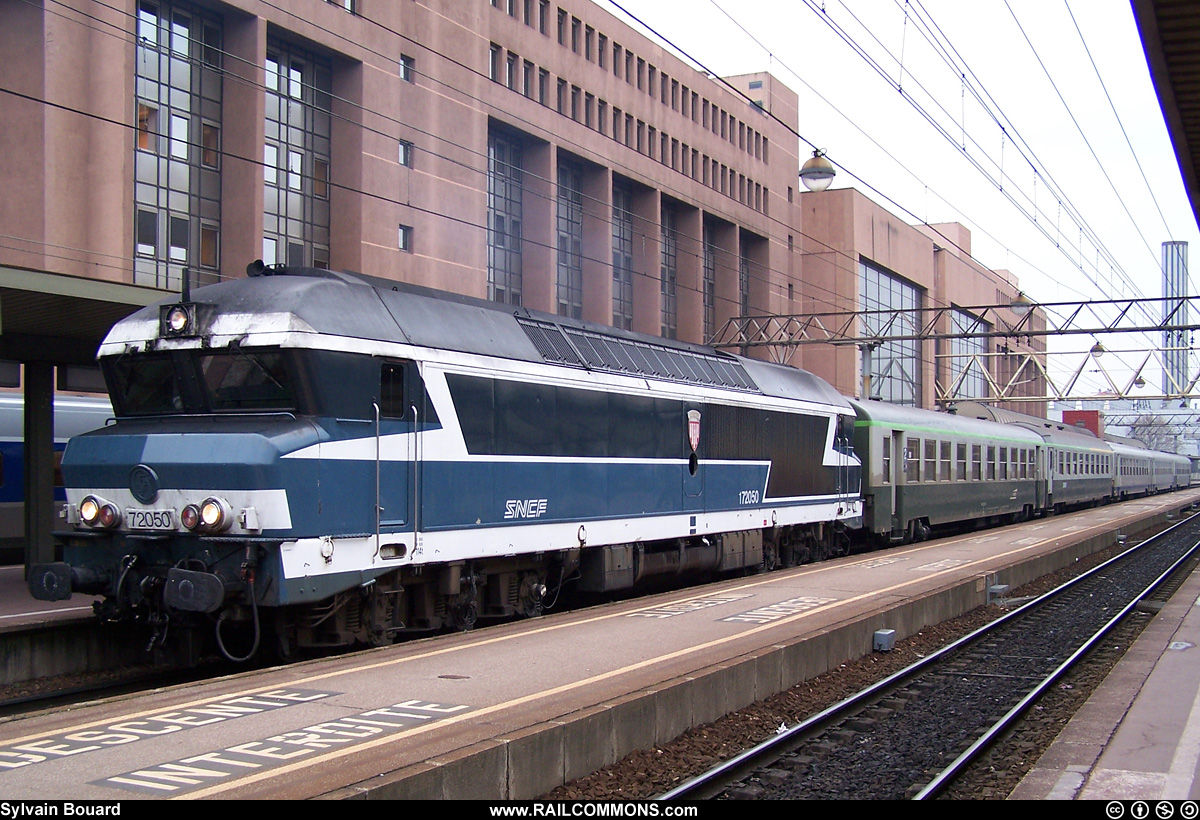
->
[0,491,1194,801]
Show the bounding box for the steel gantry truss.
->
[707,295,1200,404]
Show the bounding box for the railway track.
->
[658,511,1200,801]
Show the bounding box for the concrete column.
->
[675,205,703,344]
[330,57,364,273]
[710,219,739,330]
[581,164,612,327]
[630,185,661,337]
[523,140,555,314]
[222,14,267,277]
[23,362,54,572]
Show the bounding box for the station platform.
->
[1012,522,1200,801]
[0,490,1195,801]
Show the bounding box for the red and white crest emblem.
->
[687,410,701,452]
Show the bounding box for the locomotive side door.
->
[376,361,414,536]
[683,406,704,502]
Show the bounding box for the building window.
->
[169,114,188,159]
[398,224,413,252]
[287,151,303,190]
[133,0,223,289]
[200,123,219,168]
[859,260,923,405]
[200,223,219,268]
[264,144,278,184]
[612,179,634,331]
[137,103,158,152]
[263,41,332,270]
[327,0,354,12]
[398,140,413,167]
[136,210,157,257]
[661,205,677,339]
[739,239,750,316]
[556,160,583,320]
[949,309,989,400]
[168,215,188,262]
[703,222,716,338]
[487,129,523,305]
[400,55,414,82]
[489,44,501,82]
[313,158,329,198]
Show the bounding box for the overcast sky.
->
[606,0,1199,398]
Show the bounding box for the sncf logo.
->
[504,499,548,519]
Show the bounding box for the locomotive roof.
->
[103,266,851,410]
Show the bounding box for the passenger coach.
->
[850,399,1043,542]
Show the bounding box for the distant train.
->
[25,265,1191,665]
[0,395,112,555]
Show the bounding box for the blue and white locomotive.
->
[29,264,863,662]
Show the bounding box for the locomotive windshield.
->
[105,348,298,416]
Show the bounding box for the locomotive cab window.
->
[199,350,295,411]
[380,363,406,418]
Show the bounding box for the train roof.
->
[949,400,1116,452]
[847,399,1045,443]
[101,265,851,411]
[0,395,112,441]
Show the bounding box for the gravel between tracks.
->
[543,540,1161,801]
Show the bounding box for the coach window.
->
[986,446,996,480]
[940,441,951,481]
[380,364,406,418]
[998,447,1007,480]
[956,443,967,481]
[925,440,937,482]
[906,439,919,482]
[972,445,982,481]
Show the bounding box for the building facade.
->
[2,0,801,342]
[797,189,1047,414]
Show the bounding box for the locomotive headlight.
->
[159,303,197,337]
[180,504,201,531]
[199,497,232,532]
[79,495,120,529]
[167,306,189,333]
[79,496,101,526]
